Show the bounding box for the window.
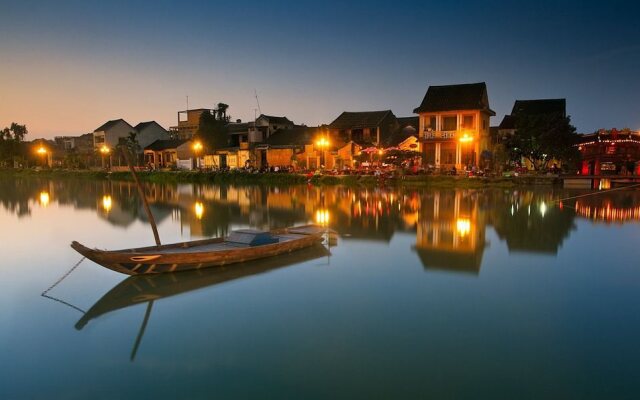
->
[428,116,437,130]
[462,115,474,129]
[442,116,457,131]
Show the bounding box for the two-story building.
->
[93,119,135,150]
[413,83,495,169]
[134,121,170,150]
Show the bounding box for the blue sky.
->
[1,0,639,137]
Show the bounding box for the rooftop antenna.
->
[254,89,262,116]
[186,95,189,111]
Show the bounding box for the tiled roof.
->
[135,121,165,132]
[265,126,319,146]
[258,114,293,125]
[227,122,251,134]
[329,110,395,130]
[144,139,189,151]
[95,119,133,132]
[498,115,516,130]
[511,99,566,117]
[413,82,495,114]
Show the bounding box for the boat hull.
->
[71,225,326,275]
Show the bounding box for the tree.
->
[0,123,28,167]
[117,131,141,166]
[505,114,579,171]
[195,109,229,151]
[216,103,230,122]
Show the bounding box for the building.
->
[413,82,495,169]
[255,114,294,140]
[93,119,135,150]
[498,99,567,138]
[577,129,640,175]
[134,121,170,150]
[144,139,194,169]
[170,109,211,139]
[328,110,399,146]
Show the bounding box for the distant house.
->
[498,99,567,138]
[328,110,399,146]
[134,121,170,150]
[413,82,495,169]
[144,139,194,169]
[93,119,135,150]
[390,117,420,151]
[259,126,318,169]
[255,114,294,139]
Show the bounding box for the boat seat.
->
[226,229,279,247]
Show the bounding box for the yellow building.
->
[413,83,495,170]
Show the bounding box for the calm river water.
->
[1,177,640,399]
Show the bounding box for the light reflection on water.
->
[1,177,640,399]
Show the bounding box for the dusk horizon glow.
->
[1,0,639,139]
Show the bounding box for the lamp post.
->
[193,141,203,170]
[316,137,330,170]
[100,145,110,170]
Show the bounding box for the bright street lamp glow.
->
[316,137,329,148]
[459,134,473,143]
[100,145,110,154]
[36,146,47,155]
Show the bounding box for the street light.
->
[193,141,203,170]
[316,137,330,169]
[36,146,49,167]
[100,145,110,169]
[459,133,473,168]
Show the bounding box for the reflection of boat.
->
[75,244,330,330]
[71,225,325,275]
[74,243,330,361]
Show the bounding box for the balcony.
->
[423,130,458,140]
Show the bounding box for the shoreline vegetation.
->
[0,168,561,188]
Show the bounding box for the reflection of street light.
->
[100,145,110,169]
[194,201,204,220]
[315,209,330,226]
[456,218,471,236]
[315,137,330,169]
[39,191,50,207]
[193,141,203,170]
[102,195,112,212]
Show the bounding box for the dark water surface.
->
[1,177,640,399]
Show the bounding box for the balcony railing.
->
[423,130,458,140]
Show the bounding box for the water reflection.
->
[73,244,330,361]
[2,177,640,275]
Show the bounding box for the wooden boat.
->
[71,224,326,275]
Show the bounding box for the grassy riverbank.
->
[0,168,561,188]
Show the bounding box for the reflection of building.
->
[414,82,495,169]
[413,190,486,274]
[490,192,574,254]
[574,192,640,223]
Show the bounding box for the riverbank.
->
[0,168,561,188]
